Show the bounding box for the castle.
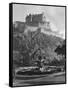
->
[26,13,43,24]
[25,13,50,30]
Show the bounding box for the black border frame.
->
[9,3,13,87]
[9,2,67,87]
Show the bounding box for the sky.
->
[13,4,65,39]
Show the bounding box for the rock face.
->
[13,13,64,67]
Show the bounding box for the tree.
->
[55,40,66,57]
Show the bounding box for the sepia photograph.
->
[9,3,66,87]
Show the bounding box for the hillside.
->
[13,21,64,67]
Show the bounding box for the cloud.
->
[50,22,58,32]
